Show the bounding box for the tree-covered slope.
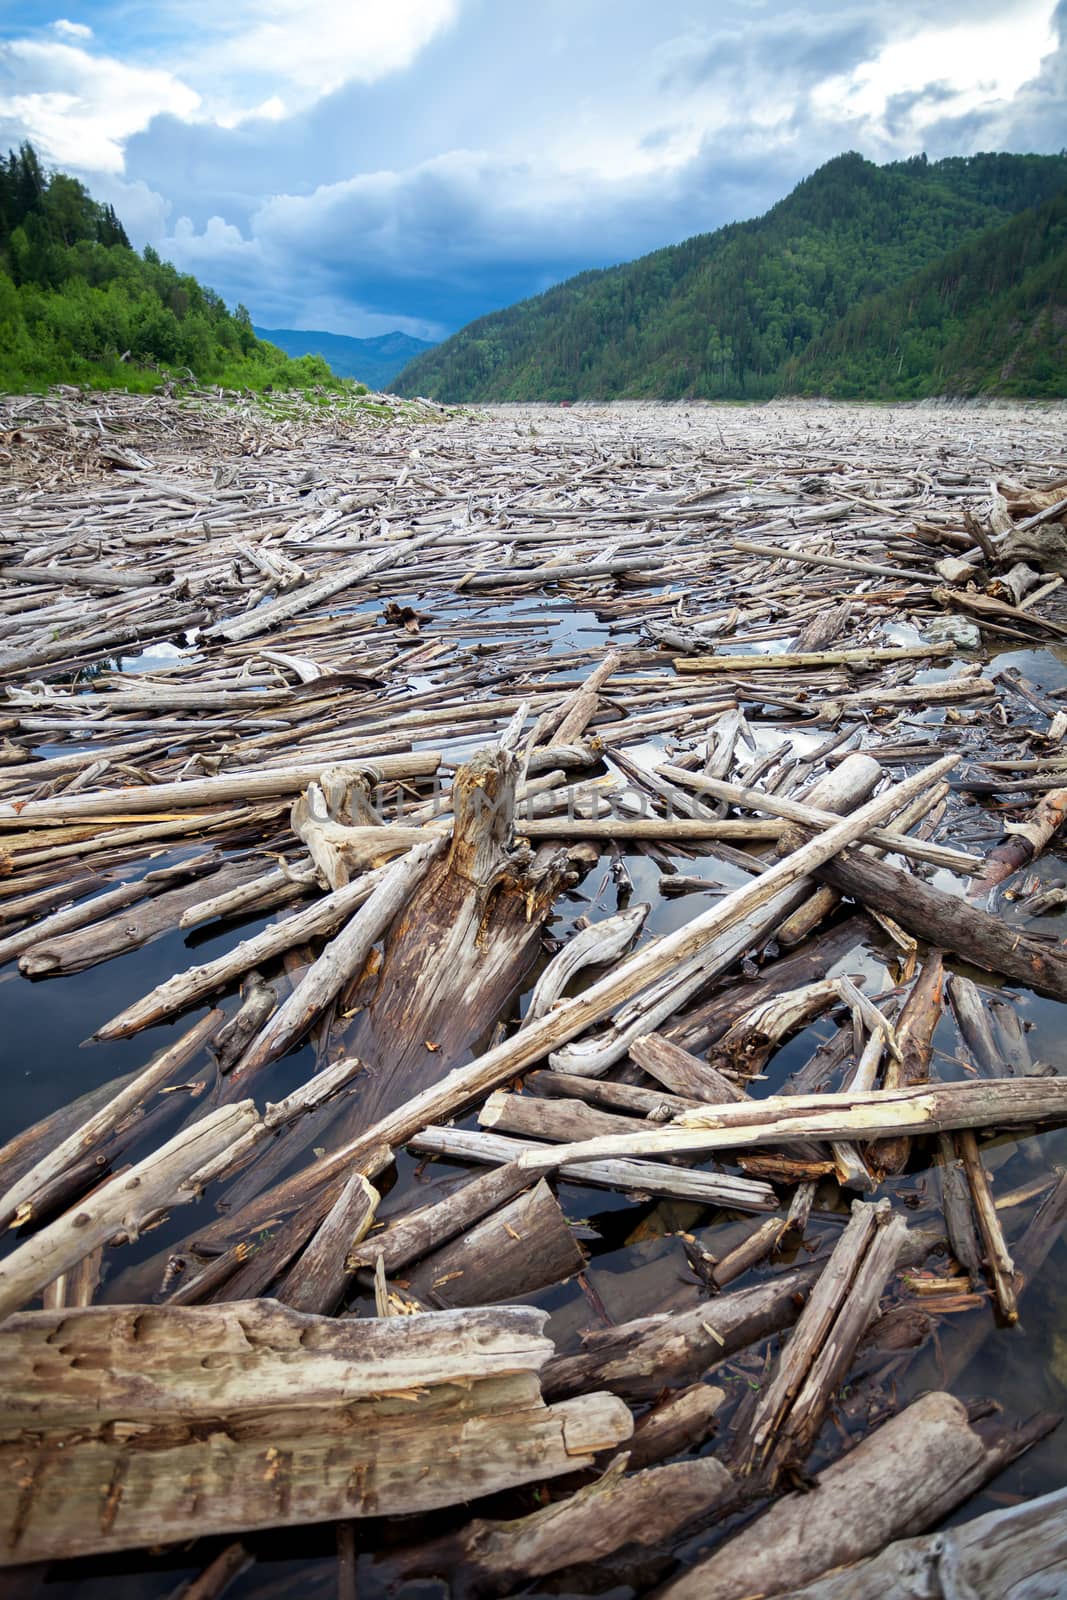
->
[781,189,1067,398]
[0,144,337,393]
[253,327,435,388]
[392,151,1067,403]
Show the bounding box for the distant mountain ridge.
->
[254,326,435,389]
[391,151,1067,403]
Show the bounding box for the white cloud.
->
[812,0,1059,131]
[210,0,457,99]
[52,19,93,41]
[0,40,200,172]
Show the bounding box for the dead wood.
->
[400,1178,586,1307]
[0,1301,632,1562]
[657,1391,1059,1600]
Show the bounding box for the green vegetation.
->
[781,189,1067,398]
[0,144,338,394]
[392,151,1067,403]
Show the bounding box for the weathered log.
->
[774,1484,1067,1600]
[947,974,1005,1076]
[401,1179,586,1307]
[0,750,440,828]
[333,742,568,1132]
[672,642,953,673]
[630,1032,744,1102]
[224,836,445,1086]
[957,1128,1018,1322]
[868,951,943,1176]
[273,1170,379,1315]
[547,753,891,1075]
[197,1145,393,1305]
[730,538,938,584]
[625,1383,726,1469]
[657,1391,1058,1600]
[408,1123,778,1211]
[210,972,277,1073]
[665,917,868,1056]
[0,1100,259,1322]
[94,857,408,1039]
[0,1302,632,1562]
[524,903,649,1024]
[206,528,443,642]
[516,1078,1067,1173]
[153,758,954,1252]
[935,1133,982,1277]
[737,1198,907,1483]
[348,1161,533,1277]
[657,763,978,873]
[18,862,267,977]
[381,1454,734,1599]
[528,1068,697,1120]
[548,647,624,743]
[808,848,1067,1001]
[0,1008,224,1229]
[710,978,844,1080]
[544,1225,940,1402]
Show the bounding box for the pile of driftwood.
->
[1,392,1066,1597]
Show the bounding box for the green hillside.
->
[0,144,338,394]
[392,151,1067,403]
[781,189,1067,398]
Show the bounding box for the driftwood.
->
[544,1225,940,1402]
[3,394,1067,1587]
[737,1198,907,1483]
[775,1484,1067,1599]
[0,1101,259,1322]
[659,1391,1058,1600]
[0,1301,632,1563]
[348,1161,533,1277]
[382,1453,735,1597]
[401,1178,586,1307]
[516,1078,1067,1171]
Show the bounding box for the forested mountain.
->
[392,151,1067,403]
[254,327,435,388]
[0,144,336,393]
[782,190,1067,398]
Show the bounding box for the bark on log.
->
[657,1391,1058,1600]
[808,849,1067,1001]
[382,1454,734,1599]
[401,1179,586,1307]
[774,1484,1067,1600]
[273,1170,379,1315]
[0,1101,259,1322]
[0,1302,633,1563]
[348,1161,533,1277]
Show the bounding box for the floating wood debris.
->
[0,391,1066,1595]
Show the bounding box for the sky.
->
[1,0,1064,341]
